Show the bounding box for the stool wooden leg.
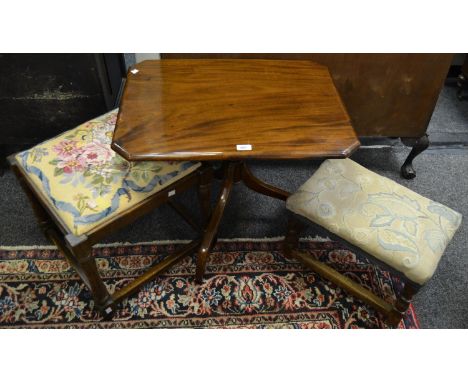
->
[388,282,420,327]
[66,238,113,313]
[284,215,304,259]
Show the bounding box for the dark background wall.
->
[0,53,125,168]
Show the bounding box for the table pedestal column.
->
[195,161,290,282]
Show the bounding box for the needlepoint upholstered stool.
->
[8,109,212,316]
[285,158,462,327]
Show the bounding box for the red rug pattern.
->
[0,239,419,328]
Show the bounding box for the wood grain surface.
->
[112,59,359,161]
[162,54,453,138]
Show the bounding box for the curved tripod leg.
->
[241,163,290,201]
[195,162,236,282]
[400,134,429,180]
[197,164,213,226]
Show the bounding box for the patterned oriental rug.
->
[0,238,419,329]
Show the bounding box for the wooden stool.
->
[8,109,212,317]
[284,158,462,327]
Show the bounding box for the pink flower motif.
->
[137,290,153,309]
[57,156,86,174]
[166,299,176,310]
[107,113,117,125]
[81,142,114,165]
[315,322,331,329]
[53,140,82,159]
[40,302,49,315]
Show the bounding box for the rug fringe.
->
[0,235,331,250]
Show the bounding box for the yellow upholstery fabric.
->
[16,109,201,236]
[286,159,462,284]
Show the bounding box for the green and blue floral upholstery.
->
[286,159,462,285]
[16,109,201,236]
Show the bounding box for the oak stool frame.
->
[8,155,213,317]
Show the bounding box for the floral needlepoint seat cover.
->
[286,159,462,285]
[16,109,201,236]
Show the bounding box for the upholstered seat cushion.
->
[286,159,462,285]
[16,109,201,236]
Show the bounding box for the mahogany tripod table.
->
[112,59,360,282]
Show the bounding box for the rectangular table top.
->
[112,59,360,161]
